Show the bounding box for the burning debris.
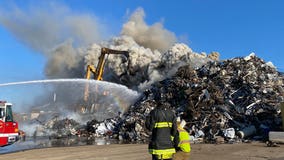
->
[40,53,283,144]
[84,53,283,143]
[23,53,283,144]
[30,114,80,138]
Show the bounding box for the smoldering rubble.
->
[36,53,283,144]
[116,53,284,143]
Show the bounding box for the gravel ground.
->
[0,142,283,160]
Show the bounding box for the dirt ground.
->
[0,142,284,160]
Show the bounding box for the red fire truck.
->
[0,101,19,147]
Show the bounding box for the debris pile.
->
[32,116,80,138]
[114,53,284,143]
[31,53,284,144]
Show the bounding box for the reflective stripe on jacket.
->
[154,122,173,128]
[149,148,176,155]
[177,127,191,153]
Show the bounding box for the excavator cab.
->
[82,47,129,113]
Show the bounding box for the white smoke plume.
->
[84,36,212,91]
[83,8,212,90]
[121,8,177,53]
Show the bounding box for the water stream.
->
[0,78,140,115]
[0,79,141,153]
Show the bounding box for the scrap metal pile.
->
[114,53,284,143]
[41,53,284,144]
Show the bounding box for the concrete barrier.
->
[269,131,284,143]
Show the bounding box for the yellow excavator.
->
[82,47,129,113]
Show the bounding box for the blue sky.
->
[0,0,283,109]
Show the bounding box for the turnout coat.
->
[145,105,179,156]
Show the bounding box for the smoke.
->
[44,40,85,78]
[83,36,211,91]
[81,8,211,90]
[0,2,208,90]
[0,2,106,78]
[0,2,105,53]
[0,2,214,125]
[121,8,177,53]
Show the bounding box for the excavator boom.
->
[85,47,129,80]
[94,47,129,80]
[84,47,129,103]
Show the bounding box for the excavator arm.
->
[83,47,129,104]
[94,47,129,80]
[84,65,96,102]
[85,47,129,80]
[85,65,96,80]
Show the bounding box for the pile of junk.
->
[32,53,284,144]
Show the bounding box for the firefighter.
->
[145,94,179,160]
[172,117,191,160]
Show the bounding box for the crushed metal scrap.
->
[44,53,284,144]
